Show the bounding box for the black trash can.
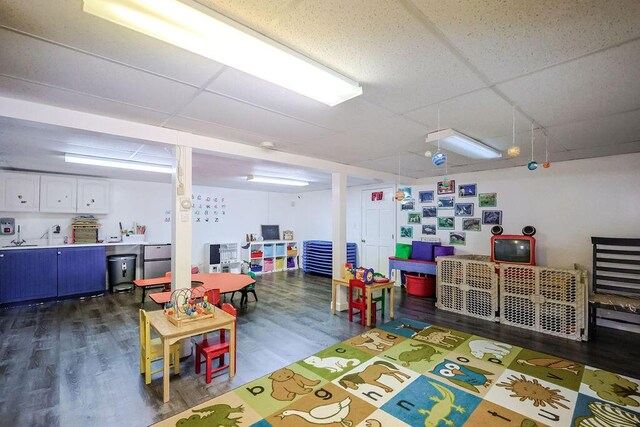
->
[107,254,137,292]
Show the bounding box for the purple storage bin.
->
[411,241,441,262]
[434,245,455,259]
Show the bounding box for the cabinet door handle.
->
[58,251,62,255]
[0,254,4,258]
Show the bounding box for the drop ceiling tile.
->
[0,29,200,114]
[496,40,640,127]
[260,0,486,113]
[412,0,640,82]
[405,89,529,140]
[196,0,297,32]
[549,140,640,163]
[206,68,395,132]
[0,75,171,126]
[547,109,640,150]
[177,91,336,143]
[0,0,222,86]
[343,116,429,154]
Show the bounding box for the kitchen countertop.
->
[0,242,161,250]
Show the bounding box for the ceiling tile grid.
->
[410,0,640,83]
[0,0,224,87]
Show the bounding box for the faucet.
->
[10,225,26,246]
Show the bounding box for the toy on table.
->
[344,264,377,285]
[164,286,215,326]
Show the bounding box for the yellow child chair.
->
[139,309,181,384]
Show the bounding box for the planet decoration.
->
[424,150,432,158]
[543,161,551,169]
[507,145,521,157]
[527,160,538,170]
[432,151,446,166]
[394,190,405,201]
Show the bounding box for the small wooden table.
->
[331,278,395,327]
[145,308,236,403]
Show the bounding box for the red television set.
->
[491,235,536,265]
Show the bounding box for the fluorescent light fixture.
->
[65,154,173,174]
[425,129,502,159]
[82,0,362,106]
[247,175,309,187]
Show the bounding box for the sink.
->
[1,244,38,248]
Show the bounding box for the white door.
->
[1,172,40,212]
[77,178,110,214]
[40,175,77,212]
[361,188,395,276]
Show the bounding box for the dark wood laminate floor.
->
[1,270,639,426]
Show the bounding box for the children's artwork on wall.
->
[422,206,437,218]
[400,226,413,238]
[407,212,421,223]
[462,218,481,231]
[371,191,384,201]
[482,210,503,225]
[450,232,467,245]
[478,193,497,207]
[191,194,226,224]
[437,217,455,230]
[438,196,455,209]
[422,224,436,235]
[454,203,474,217]
[458,183,477,197]
[400,200,415,211]
[395,187,412,201]
[419,191,434,203]
[437,179,455,194]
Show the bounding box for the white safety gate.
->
[436,256,499,322]
[499,264,588,341]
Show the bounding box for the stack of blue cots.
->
[302,240,357,276]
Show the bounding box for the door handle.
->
[58,251,62,255]
[361,239,366,243]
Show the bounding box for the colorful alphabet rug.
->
[155,318,640,426]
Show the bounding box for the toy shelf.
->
[242,240,298,275]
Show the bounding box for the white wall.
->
[397,153,640,271]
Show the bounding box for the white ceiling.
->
[0,0,639,188]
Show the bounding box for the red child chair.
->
[194,303,237,383]
[348,279,377,326]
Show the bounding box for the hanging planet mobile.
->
[527,160,538,170]
[432,151,446,166]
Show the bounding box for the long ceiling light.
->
[65,154,173,174]
[82,0,363,106]
[247,175,309,187]
[425,129,502,159]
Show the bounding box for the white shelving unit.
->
[205,242,241,273]
[242,240,298,275]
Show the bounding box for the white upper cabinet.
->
[77,178,110,214]
[40,175,77,213]
[1,172,40,212]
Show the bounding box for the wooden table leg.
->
[389,285,395,320]
[366,288,372,327]
[162,339,170,403]
[229,324,236,378]
[331,280,336,315]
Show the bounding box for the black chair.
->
[231,273,257,306]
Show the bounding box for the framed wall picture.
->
[450,232,466,245]
[419,191,434,203]
[482,210,503,225]
[437,179,455,194]
[458,183,477,198]
[400,200,415,211]
[422,224,436,235]
[437,217,455,230]
[438,196,455,209]
[479,192,497,207]
[422,206,437,218]
[408,212,421,223]
[454,203,474,217]
[400,226,413,238]
[462,218,481,231]
[396,187,412,201]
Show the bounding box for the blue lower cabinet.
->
[57,246,107,296]
[0,249,58,304]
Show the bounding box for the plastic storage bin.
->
[406,273,435,297]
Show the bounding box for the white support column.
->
[332,172,348,311]
[171,145,192,291]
